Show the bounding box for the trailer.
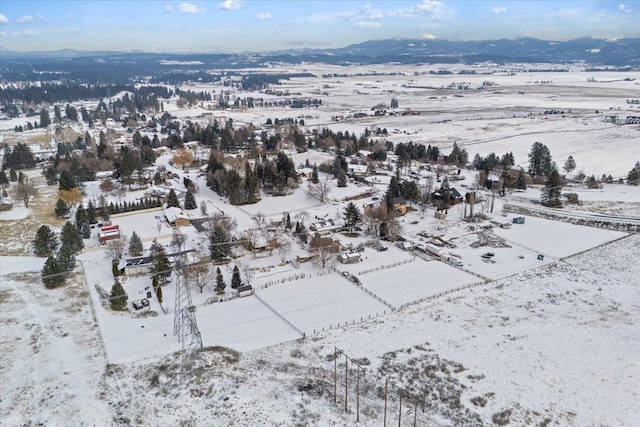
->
[425,244,444,257]
[99,224,120,244]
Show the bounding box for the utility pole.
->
[334,347,338,403]
[398,389,402,427]
[344,354,348,412]
[356,365,360,422]
[383,378,388,427]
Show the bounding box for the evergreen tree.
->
[86,200,97,224]
[112,260,120,277]
[42,255,65,289]
[166,188,180,208]
[516,168,527,190]
[243,162,260,204]
[0,170,8,187]
[42,166,58,185]
[80,223,91,239]
[110,279,128,311]
[285,213,292,230]
[500,169,516,192]
[563,155,577,175]
[337,170,347,187]
[311,164,319,184]
[39,108,51,128]
[9,169,17,182]
[184,189,197,210]
[60,221,84,253]
[231,265,242,289]
[59,169,76,191]
[129,231,143,256]
[527,142,553,177]
[541,169,563,207]
[54,199,70,218]
[33,225,58,257]
[215,267,226,294]
[156,285,163,304]
[57,244,77,272]
[210,225,231,261]
[627,161,640,186]
[343,201,362,232]
[75,203,88,229]
[149,239,171,281]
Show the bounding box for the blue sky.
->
[0,1,639,52]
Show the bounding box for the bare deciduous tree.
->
[310,235,340,269]
[170,228,186,252]
[238,261,255,287]
[308,179,331,203]
[12,176,37,208]
[107,238,126,261]
[173,148,194,170]
[184,261,214,293]
[363,204,387,239]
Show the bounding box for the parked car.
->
[482,252,495,259]
[376,246,388,252]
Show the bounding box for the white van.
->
[447,257,463,267]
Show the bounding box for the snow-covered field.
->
[1,65,639,426]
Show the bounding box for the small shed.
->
[120,256,152,276]
[434,211,447,220]
[237,285,253,298]
[338,252,361,264]
[513,217,525,224]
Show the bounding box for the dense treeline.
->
[107,198,163,215]
[206,150,298,204]
[240,73,314,90]
[0,84,173,108]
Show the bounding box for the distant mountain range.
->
[1,37,638,66]
[1,37,638,84]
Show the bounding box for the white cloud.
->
[0,31,7,37]
[217,0,242,10]
[165,5,174,13]
[492,6,507,15]
[66,13,75,21]
[415,0,450,20]
[0,13,9,24]
[356,21,382,29]
[619,3,633,13]
[12,29,37,37]
[179,3,206,14]
[17,14,43,24]
[417,0,440,12]
[256,12,272,21]
[421,33,437,40]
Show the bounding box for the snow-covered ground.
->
[1,65,639,426]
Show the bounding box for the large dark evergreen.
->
[528,142,554,177]
[33,225,58,257]
[41,255,65,289]
[60,221,84,253]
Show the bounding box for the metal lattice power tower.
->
[173,266,203,364]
